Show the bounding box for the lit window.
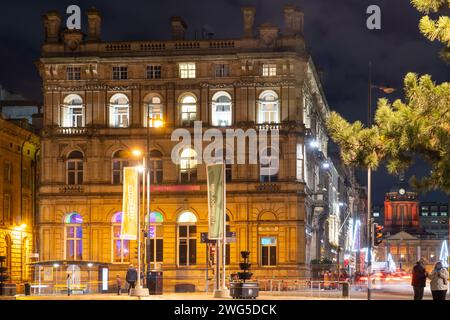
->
[262,64,277,77]
[258,91,279,124]
[62,94,84,127]
[260,237,277,266]
[147,65,162,79]
[112,66,128,80]
[179,148,198,183]
[177,212,197,266]
[65,213,83,260]
[179,63,196,79]
[212,92,232,126]
[145,212,164,266]
[66,66,81,80]
[66,151,83,185]
[296,144,304,181]
[213,149,233,183]
[145,96,163,127]
[215,64,230,77]
[180,94,197,126]
[112,150,129,184]
[109,93,130,128]
[112,212,130,263]
[260,147,279,182]
[149,150,163,184]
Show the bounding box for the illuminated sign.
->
[121,167,139,240]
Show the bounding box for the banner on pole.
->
[121,167,139,240]
[207,164,225,240]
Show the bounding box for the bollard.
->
[342,281,349,298]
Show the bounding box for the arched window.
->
[109,93,130,128]
[258,91,279,124]
[212,92,232,126]
[62,94,84,127]
[179,148,198,183]
[149,150,163,184]
[112,150,129,184]
[177,211,197,266]
[111,212,130,263]
[65,212,83,260]
[145,95,164,127]
[67,151,84,185]
[180,94,197,126]
[145,212,164,268]
[260,147,279,182]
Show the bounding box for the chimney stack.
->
[87,8,102,42]
[42,11,62,43]
[171,17,187,40]
[284,5,304,36]
[242,7,256,38]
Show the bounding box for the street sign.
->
[226,232,236,244]
[201,232,216,244]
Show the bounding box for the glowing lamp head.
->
[322,162,330,169]
[136,165,145,173]
[132,149,143,157]
[309,140,319,149]
[20,224,27,229]
[87,263,93,268]
[153,119,164,128]
[53,263,60,268]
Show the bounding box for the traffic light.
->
[372,223,384,246]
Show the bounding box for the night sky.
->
[0,0,448,203]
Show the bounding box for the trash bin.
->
[146,271,163,295]
[24,283,31,296]
[342,282,349,297]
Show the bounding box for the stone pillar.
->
[283,5,296,36]
[242,7,256,38]
[170,17,187,40]
[87,8,101,42]
[42,11,61,43]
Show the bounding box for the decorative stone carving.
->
[259,23,279,47]
[62,29,84,52]
[242,7,256,38]
[87,8,101,42]
[43,11,61,43]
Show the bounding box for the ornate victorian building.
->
[36,6,348,291]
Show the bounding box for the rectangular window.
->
[4,161,12,184]
[262,64,277,77]
[149,159,163,184]
[179,63,196,79]
[112,66,128,80]
[261,237,277,266]
[3,193,11,224]
[66,66,81,80]
[215,64,230,77]
[178,225,196,266]
[296,144,304,181]
[147,65,162,79]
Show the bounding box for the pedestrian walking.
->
[66,274,72,296]
[116,275,123,295]
[428,261,449,300]
[411,259,427,300]
[126,264,138,295]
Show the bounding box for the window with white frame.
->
[215,64,230,77]
[65,212,83,260]
[213,148,233,183]
[112,150,129,184]
[149,150,163,184]
[145,212,164,267]
[147,65,162,79]
[66,151,84,185]
[179,63,196,79]
[112,66,128,80]
[296,144,304,181]
[303,91,312,129]
[262,64,277,77]
[212,92,232,126]
[177,211,197,266]
[258,91,279,124]
[66,66,81,80]
[112,212,130,263]
[179,148,198,183]
[145,95,163,127]
[260,237,277,266]
[109,93,130,128]
[62,94,84,127]
[260,147,279,182]
[180,94,197,126]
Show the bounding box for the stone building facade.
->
[0,116,39,287]
[36,6,341,292]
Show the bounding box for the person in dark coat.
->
[126,264,138,295]
[116,275,123,295]
[411,259,427,300]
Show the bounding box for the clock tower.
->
[383,177,422,234]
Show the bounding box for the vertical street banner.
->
[121,167,139,240]
[207,164,225,240]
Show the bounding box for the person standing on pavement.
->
[411,259,428,300]
[126,264,138,295]
[428,261,449,300]
[66,274,72,296]
[116,275,123,295]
